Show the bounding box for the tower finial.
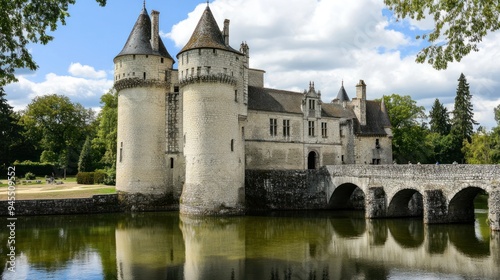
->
[143,0,146,9]
[207,0,209,7]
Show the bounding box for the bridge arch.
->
[448,186,487,224]
[328,183,365,210]
[387,189,423,218]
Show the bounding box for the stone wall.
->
[245,169,331,211]
[0,194,121,216]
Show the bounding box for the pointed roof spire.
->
[178,6,241,55]
[115,4,173,60]
[336,81,350,102]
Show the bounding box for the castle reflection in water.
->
[1,211,498,279]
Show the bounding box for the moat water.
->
[1,196,499,280]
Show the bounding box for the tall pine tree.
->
[451,73,477,143]
[429,98,451,135]
[449,73,478,163]
[0,87,15,166]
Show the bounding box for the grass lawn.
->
[0,177,116,200]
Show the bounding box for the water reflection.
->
[0,210,498,279]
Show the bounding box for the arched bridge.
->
[245,164,500,231]
[325,164,500,231]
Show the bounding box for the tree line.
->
[0,88,117,180]
[384,73,500,164]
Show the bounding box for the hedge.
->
[9,162,55,178]
[76,171,107,184]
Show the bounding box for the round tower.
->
[114,5,175,209]
[178,6,246,215]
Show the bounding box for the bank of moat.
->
[114,3,392,215]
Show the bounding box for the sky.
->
[5,0,500,130]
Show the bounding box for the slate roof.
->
[334,85,350,102]
[354,101,391,136]
[248,86,391,136]
[178,6,241,55]
[248,86,303,114]
[115,7,173,59]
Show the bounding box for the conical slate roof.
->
[336,84,350,102]
[178,6,240,55]
[115,6,173,59]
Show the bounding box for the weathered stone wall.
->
[0,194,121,216]
[245,169,331,211]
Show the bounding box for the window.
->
[170,158,174,169]
[197,67,201,76]
[198,49,202,55]
[205,66,211,74]
[231,139,234,152]
[270,118,277,136]
[143,72,146,80]
[375,139,380,149]
[161,58,164,63]
[235,90,238,102]
[309,99,315,110]
[321,122,327,138]
[308,121,315,136]
[119,142,123,162]
[283,120,290,137]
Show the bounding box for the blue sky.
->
[5,0,500,129]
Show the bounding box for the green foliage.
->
[78,137,93,172]
[76,171,106,184]
[40,150,57,163]
[381,94,432,163]
[0,0,107,86]
[429,98,451,135]
[76,172,94,185]
[495,104,500,125]
[13,161,54,177]
[0,87,16,165]
[463,128,494,164]
[384,0,500,70]
[24,172,36,180]
[19,94,95,172]
[92,90,118,168]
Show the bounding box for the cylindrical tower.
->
[178,6,246,215]
[114,5,175,209]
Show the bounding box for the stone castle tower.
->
[114,4,247,213]
[177,6,247,215]
[113,5,179,208]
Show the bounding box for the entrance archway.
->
[307,151,317,169]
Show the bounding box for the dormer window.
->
[309,99,315,110]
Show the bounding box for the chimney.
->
[151,10,160,52]
[223,19,230,46]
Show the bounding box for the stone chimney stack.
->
[355,80,367,126]
[151,10,160,52]
[223,19,230,46]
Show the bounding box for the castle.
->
[113,4,392,214]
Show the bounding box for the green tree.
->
[382,94,432,163]
[428,98,451,135]
[78,137,93,172]
[0,87,16,165]
[448,73,478,163]
[0,0,106,86]
[384,0,500,70]
[19,94,95,173]
[92,90,118,168]
[463,127,494,164]
[451,74,478,142]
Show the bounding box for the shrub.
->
[76,172,94,184]
[94,170,106,184]
[24,172,36,180]
[13,161,54,178]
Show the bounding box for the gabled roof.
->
[115,7,173,59]
[178,6,241,55]
[248,86,303,114]
[354,101,391,136]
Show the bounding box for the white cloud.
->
[68,62,107,79]
[165,0,500,130]
[5,64,113,111]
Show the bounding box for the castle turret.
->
[114,4,175,209]
[177,6,246,215]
